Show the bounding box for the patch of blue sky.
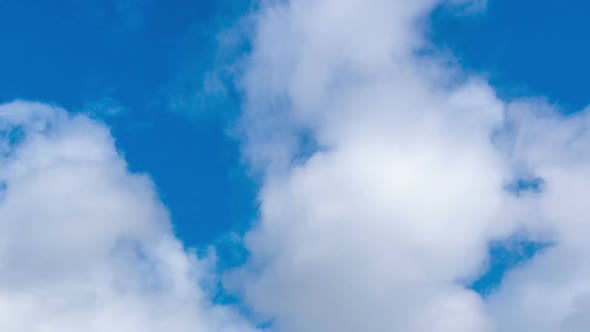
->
[430,0,590,111]
[471,239,551,296]
[0,0,258,248]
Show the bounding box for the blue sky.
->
[0,0,256,246]
[431,0,589,110]
[1,1,590,330]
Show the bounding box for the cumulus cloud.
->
[487,103,590,332]
[229,0,590,331]
[5,1,590,331]
[0,101,255,332]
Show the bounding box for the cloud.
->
[5,1,590,331]
[0,101,255,332]
[486,103,590,332]
[227,0,590,331]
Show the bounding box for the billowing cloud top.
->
[232,0,590,331]
[0,101,255,332]
[3,0,590,332]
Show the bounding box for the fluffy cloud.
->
[487,104,590,332]
[5,1,590,331]
[0,101,254,332]
[231,0,590,331]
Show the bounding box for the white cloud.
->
[4,1,590,331]
[0,101,255,332]
[230,0,590,331]
[487,104,590,332]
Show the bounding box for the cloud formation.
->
[4,1,590,332]
[231,0,590,331]
[0,101,254,332]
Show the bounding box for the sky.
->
[0,0,589,331]
[0,0,257,247]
